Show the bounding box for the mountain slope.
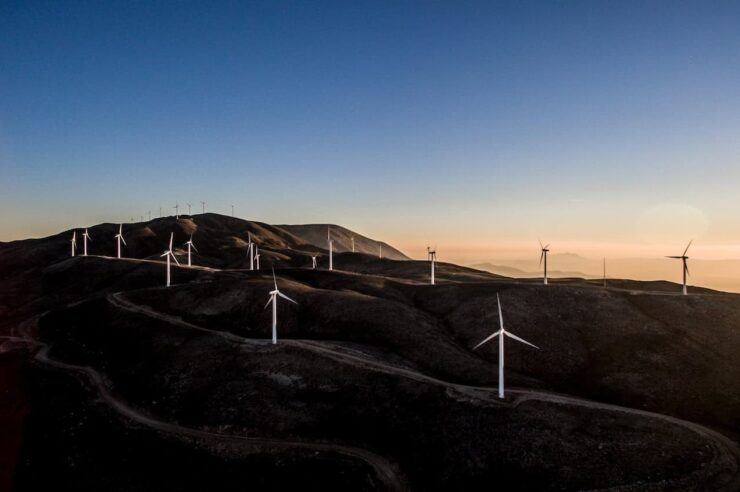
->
[278,224,410,260]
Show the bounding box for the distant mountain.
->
[278,224,410,261]
[470,262,597,279]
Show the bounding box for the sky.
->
[2,1,740,264]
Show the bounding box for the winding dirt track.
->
[5,323,405,491]
[7,274,740,490]
[106,291,740,491]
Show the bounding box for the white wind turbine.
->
[666,240,692,295]
[115,224,127,259]
[311,255,318,269]
[70,231,77,257]
[327,227,333,271]
[539,240,550,285]
[379,244,383,259]
[247,232,255,270]
[428,246,437,285]
[82,228,92,256]
[351,236,355,253]
[173,202,180,219]
[160,232,180,287]
[473,294,539,399]
[264,268,297,344]
[184,234,197,267]
[186,203,192,215]
[254,245,261,270]
[200,201,206,213]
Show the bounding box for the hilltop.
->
[1,214,739,491]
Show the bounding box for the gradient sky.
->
[2,1,740,262]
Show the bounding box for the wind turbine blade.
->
[496,294,504,331]
[171,253,180,266]
[191,243,198,252]
[539,251,544,266]
[272,267,278,290]
[544,244,550,249]
[504,331,539,349]
[683,239,693,257]
[666,256,682,259]
[538,239,543,250]
[473,331,501,350]
[278,292,298,304]
[264,296,274,310]
[121,236,127,246]
[685,261,690,277]
[160,252,168,257]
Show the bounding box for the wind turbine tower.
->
[200,201,206,214]
[429,247,437,285]
[539,240,550,285]
[327,227,333,271]
[82,228,92,256]
[115,224,127,259]
[160,233,180,287]
[264,268,297,344]
[70,231,77,257]
[184,234,197,267]
[667,240,692,295]
[473,294,539,399]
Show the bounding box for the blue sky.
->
[2,1,740,260]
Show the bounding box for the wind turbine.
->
[82,228,92,256]
[159,206,162,218]
[667,240,692,295]
[147,210,152,221]
[379,244,383,259]
[539,240,550,285]
[200,201,206,213]
[115,224,127,259]
[327,227,333,271]
[70,231,77,257]
[311,255,318,269]
[231,204,234,217]
[426,246,431,261]
[254,245,261,270]
[603,257,607,288]
[160,232,180,287]
[264,268,297,344]
[473,294,539,399]
[173,202,179,219]
[428,246,437,285]
[351,236,355,253]
[186,203,192,215]
[247,232,255,270]
[184,234,197,267]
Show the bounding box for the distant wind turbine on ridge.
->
[666,240,692,295]
[184,234,197,267]
[311,255,318,269]
[429,246,437,285]
[161,232,180,287]
[254,245,261,270]
[539,240,550,285]
[186,203,192,215]
[70,231,77,257]
[173,202,179,219]
[115,224,127,259]
[327,227,333,271]
[473,294,539,399]
[351,236,355,253]
[200,201,206,214]
[264,268,297,344]
[82,228,92,256]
